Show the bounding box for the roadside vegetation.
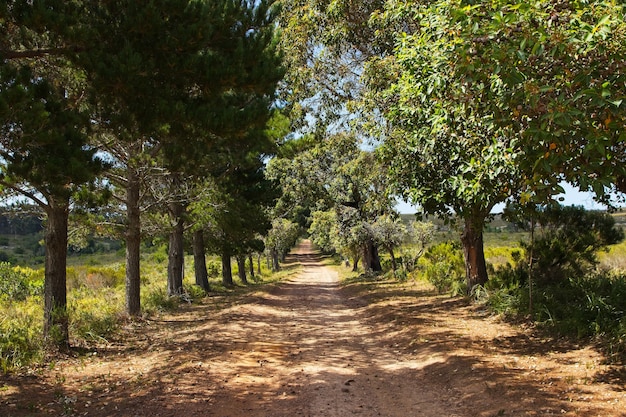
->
[329,208,626,363]
[0,238,296,373]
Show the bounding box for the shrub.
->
[420,242,465,294]
[0,262,33,301]
[207,260,221,277]
[489,266,626,361]
[517,206,624,285]
[142,287,180,313]
[0,298,43,372]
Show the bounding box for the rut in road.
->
[206,240,458,417]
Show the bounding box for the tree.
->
[374,0,626,290]
[0,64,105,349]
[373,1,526,290]
[372,214,406,272]
[265,218,299,271]
[308,210,337,253]
[88,0,283,308]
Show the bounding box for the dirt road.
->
[2,240,625,416]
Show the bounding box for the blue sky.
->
[396,183,622,214]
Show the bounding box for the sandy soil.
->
[1,240,625,416]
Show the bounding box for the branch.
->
[0,180,49,209]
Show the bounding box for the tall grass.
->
[1,251,292,372]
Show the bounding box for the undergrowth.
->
[0,253,287,373]
[485,269,626,361]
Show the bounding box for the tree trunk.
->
[193,230,209,291]
[460,216,489,292]
[257,254,262,276]
[237,255,248,284]
[363,239,382,272]
[271,248,280,271]
[167,202,185,296]
[221,250,233,286]
[125,166,142,316]
[248,254,255,279]
[389,247,397,271]
[351,255,360,272]
[43,203,70,351]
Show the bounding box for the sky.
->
[396,182,623,214]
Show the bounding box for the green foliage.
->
[419,242,465,295]
[488,269,626,360]
[309,210,337,253]
[206,260,221,277]
[0,262,31,301]
[516,205,624,284]
[0,263,43,301]
[68,288,122,343]
[0,297,43,373]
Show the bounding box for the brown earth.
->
[1,240,625,416]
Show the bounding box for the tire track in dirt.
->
[206,240,458,417]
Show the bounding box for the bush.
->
[143,287,180,313]
[420,242,465,294]
[0,262,34,301]
[489,266,626,361]
[517,206,624,285]
[207,260,221,277]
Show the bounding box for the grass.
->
[0,248,299,373]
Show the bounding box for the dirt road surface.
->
[2,240,625,416]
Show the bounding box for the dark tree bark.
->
[237,255,248,284]
[221,250,234,286]
[43,203,70,351]
[125,166,141,316]
[362,239,382,272]
[460,216,489,292]
[351,255,360,272]
[193,230,209,291]
[167,202,185,296]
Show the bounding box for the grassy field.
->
[0,240,301,372]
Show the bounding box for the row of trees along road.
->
[0,0,284,350]
[278,0,626,290]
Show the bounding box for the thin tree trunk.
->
[193,230,209,291]
[389,247,397,271]
[271,248,280,271]
[460,216,489,292]
[221,250,233,286]
[43,203,70,351]
[257,254,262,276]
[125,165,141,316]
[167,202,185,296]
[528,216,536,318]
[248,254,255,279]
[237,255,248,284]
